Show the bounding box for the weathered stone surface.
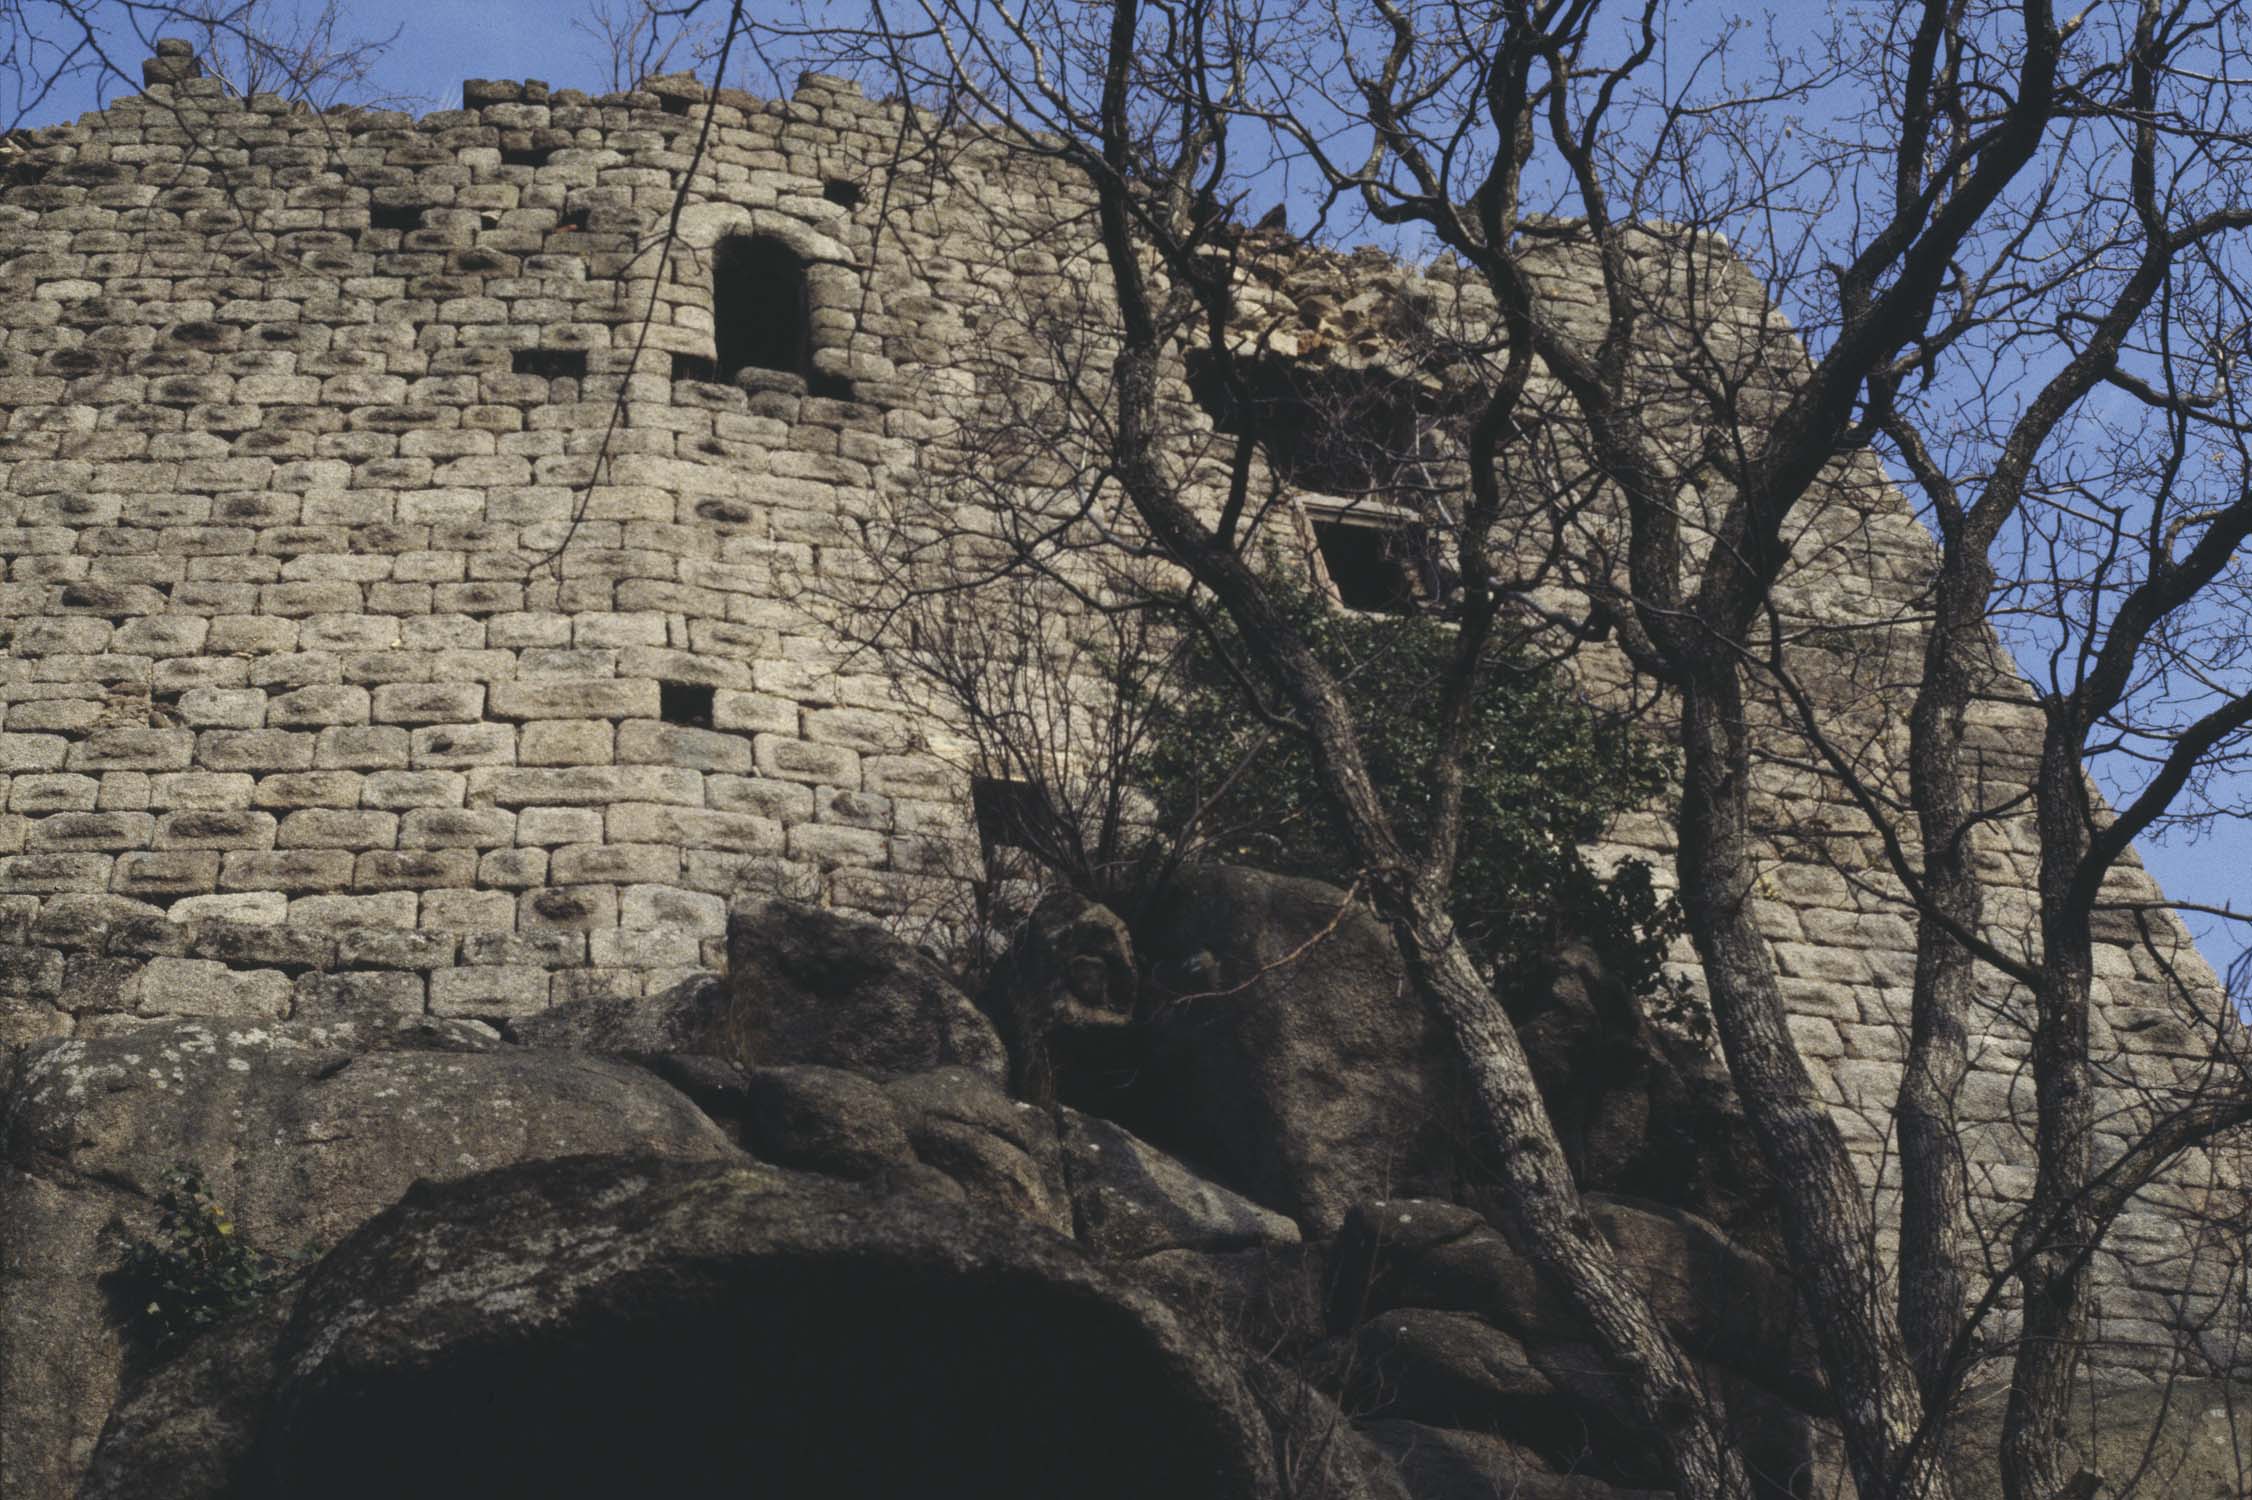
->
[978,891,1138,1105]
[1582,1195,1820,1410]
[884,1065,1071,1233]
[83,1155,1343,1500]
[741,1063,916,1178]
[0,1018,737,1499]
[1515,942,1776,1252]
[503,971,729,1057]
[1131,866,1468,1233]
[1360,1420,1670,1500]
[1328,1198,1570,1343]
[1344,1308,1557,1430]
[1061,1108,1301,1258]
[725,898,1006,1082]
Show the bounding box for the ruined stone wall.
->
[0,56,2243,1372]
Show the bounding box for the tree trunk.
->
[2001,721,2101,1500]
[1675,665,1950,1500]
[1899,572,1988,1404]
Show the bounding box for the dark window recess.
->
[659,93,694,116]
[502,144,556,168]
[823,179,864,209]
[972,777,1052,860]
[671,352,722,384]
[713,235,813,382]
[368,202,424,232]
[660,681,715,728]
[558,206,591,231]
[1311,516,1440,614]
[808,370,854,402]
[1184,348,1434,498]
[512,347,587,379]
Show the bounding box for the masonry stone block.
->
[138,956,290,1018]
[430,963,550,1017]
[356,849,478,890]
[289,891,421,930]
[169,891,287,925]
[752,734,857,787]
[294,967,425,1017]
[4,776,93,819]
[218,849,353,893]
[373,682,487,723]
[68,729,192,771]
[410,721,518,768]
[112,850,221,899]
[619,882,726,936]
[487,676,659,721]
[520,718,616,766]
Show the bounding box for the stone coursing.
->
[0,50,2242,1377]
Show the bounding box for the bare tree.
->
[747,3,2252,1498]
[572,0,726,95]
[0,0,400,128]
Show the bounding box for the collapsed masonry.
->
[0,51,2240,1385]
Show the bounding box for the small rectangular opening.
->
[660,681,714,728]
[558,206,591,232]
[807,371,854,402]
[823,179,864,209]
[512,347,588,379]
[972,776,1050,859]
[659,93,693,116]
[501,144,555,168]
[368,202,424,232]
[671,352,721,384]
[1311,516,1422,614]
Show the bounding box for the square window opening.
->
[660,681,715,728]
[823,179,865,209]
[972,776,1050,860]
[558,206,591,232]
[512,347,588,379]
[1311,516,1428,614]
[368,202,423,232]
[659,93,694,116]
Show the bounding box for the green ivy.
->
[1133,576,1681,998]
[114,1164,301,1353]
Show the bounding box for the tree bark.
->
[2001,718,2101,1500]
[1898,567,1987,1403]
[1675,665,1951,1500]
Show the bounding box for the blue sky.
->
[16,1,2252,987]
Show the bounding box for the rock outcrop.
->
[80,1155,1383,1500]
[0,1015,738,1498]
[10,875,2239,1500]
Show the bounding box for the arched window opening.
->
[713,235,812,384]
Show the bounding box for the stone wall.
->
[0,53,2243,1373]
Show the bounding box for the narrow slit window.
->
[369,202,423,232]
[712,235,813,383]
[660,681,715,728]
[512,348,587,379]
